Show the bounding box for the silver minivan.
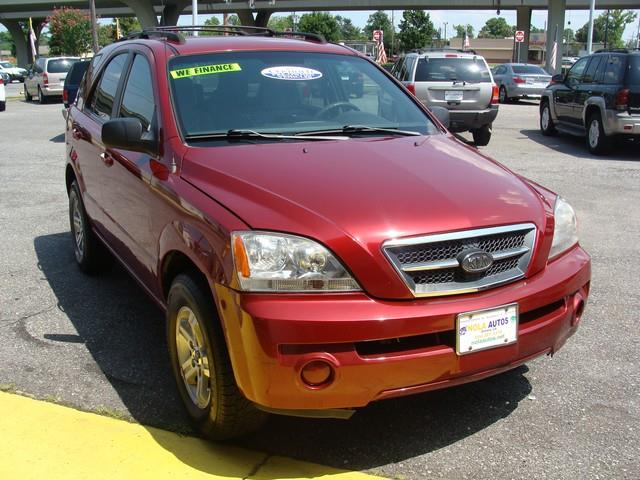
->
[25,57,80,103]
[391,50,499,145]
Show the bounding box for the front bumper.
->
[215,246,590,412]
[603,110,640,136]
[448,105,499,132]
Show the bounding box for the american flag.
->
[28,18,37,59]
[376,42,387,65]
[549,25,559,71]
[463,30,470,50]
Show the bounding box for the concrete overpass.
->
[2,0,636,71]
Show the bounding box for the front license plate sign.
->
[456,304,518,355]
[445,90,463,101]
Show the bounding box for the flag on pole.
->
[549,25,559,71]
[115,18,121,40]
[28,18,37,60]
[376,42,388,65]
[463,30,470,50]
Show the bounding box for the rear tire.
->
[540,101,557,136]
[0,101,5,112]
[167,274,267,440]
[68,181,109,274]
[586,112,611,155]
[472,124,492,146]
[38,86,47,104]
[24,86,32,102]
[499,86,510,104]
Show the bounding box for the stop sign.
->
[373,30,382,42]
[515,30,525,43]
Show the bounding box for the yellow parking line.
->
[0,392,382,480]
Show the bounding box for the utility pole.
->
[443,22,448,44]
[89,0,98,53]
[637,14,640,48]
[603,9,610,49]
[192,0,198,36]
[391,10,395,56]
[586,0,595,53]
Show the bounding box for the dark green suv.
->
[540,48,640,154]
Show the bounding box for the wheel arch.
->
[65,163,77,194]
[583,98,606,131]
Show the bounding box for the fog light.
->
[572,294,585,326]
[300,360,334,387]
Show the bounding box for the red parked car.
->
[65,27,591,439]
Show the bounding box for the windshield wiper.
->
[185,129,348,141]
[297,125,421,137]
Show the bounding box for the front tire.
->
[472,124,492,146]
[68,181,108,274]
[167,274,267,440]
[540,101,557,136]
[586,112,611,155]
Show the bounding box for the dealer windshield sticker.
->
[260,66,323,81]
[170,63,241,79]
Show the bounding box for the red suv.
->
[65,27,591,439]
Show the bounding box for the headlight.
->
[231,231,361,292]
[549,197,578,260]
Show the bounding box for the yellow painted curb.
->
[0,392,382,480]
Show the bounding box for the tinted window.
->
[583,56,603,83]
[512,65,548,75]
[0,62,12,68]
[90,54,128,120]
[415,58,491,83]
[602,55,626,85]
[566,56,589,85]
[66,62,90,85]
[168,51,437,139]
[629,56,640,84]
[47,59,77,73]
[119,55,155,132]
[494,66,506,75]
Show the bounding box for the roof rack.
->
[594,47,640,53]
[121,25,326,44]
[409,47,478,55]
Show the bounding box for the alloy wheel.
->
[175,306,212,409]
[70,194,84,261]
[589,119,600,149]
[541,106,550,130]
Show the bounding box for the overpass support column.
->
[516,7,531,63]
[545,0,566,74]
[236,10,272,28]
[1,20,29,67]
[121,0,158,29]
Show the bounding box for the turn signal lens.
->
[491,84,499,104]
[43,73,49,86]
[615,89,629,111]
[513,76,526,84]
[232,235,251,278]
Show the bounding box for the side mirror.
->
[551,73,565,84]
[102,118,157,155]
[430,106,450,129]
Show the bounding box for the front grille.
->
[383,224,536,297]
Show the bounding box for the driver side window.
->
[566,57,589,87]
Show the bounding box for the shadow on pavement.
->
[35,231,532,474]
[49,133,65,143]
[520,128,639,161]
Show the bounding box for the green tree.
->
[268,15,293,31]
[397,10,437,51]
[47,7,92,56]
[298,12,340,42]
[113,17,141,37]
[364,11,394,50]
[226,14,241,26]
[453,24,474,38]
[530,25,545,34]
[478,17,515,38]
[98,24,114,47]
[564,28,575,43]
[199,16,221,36]
[335,15,363,40]
[575,9,637,48]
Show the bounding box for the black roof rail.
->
[123,25,326,44]
[594,47,640,54]
[409,47,478,55]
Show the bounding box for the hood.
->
[182,134,549,299]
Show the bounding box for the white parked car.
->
[0,74,6,112]
[0,61,28,82]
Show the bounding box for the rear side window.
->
[628,56,640,85]
[119,55,155,132]
[89,53,128,120]
[415,58,491,83]
[512,65,548,75]
[47,59,77,73]
[67,62,89,84]
[583,56,603,83]
[602,55,626,85]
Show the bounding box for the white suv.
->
[391,50,499,145]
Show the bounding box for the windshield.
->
[415,57,491,83]
[0,62,13,68]
[512,65,549,75]
[168,51,438,139]
[48,59,77,74]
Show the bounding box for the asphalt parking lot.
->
[0,93,638,479]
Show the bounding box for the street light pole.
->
[586,0,595,54]
[444,22,448,44]
[192,0,198,36]
[89,0,99,53]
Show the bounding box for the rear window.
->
[66,62,89,84]
[602,55,626,85]
[415,58,491,83]
[512,65,548,75]
[628,56,640,85]
[47,59,77,74]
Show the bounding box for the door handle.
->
[100,152,114,167]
